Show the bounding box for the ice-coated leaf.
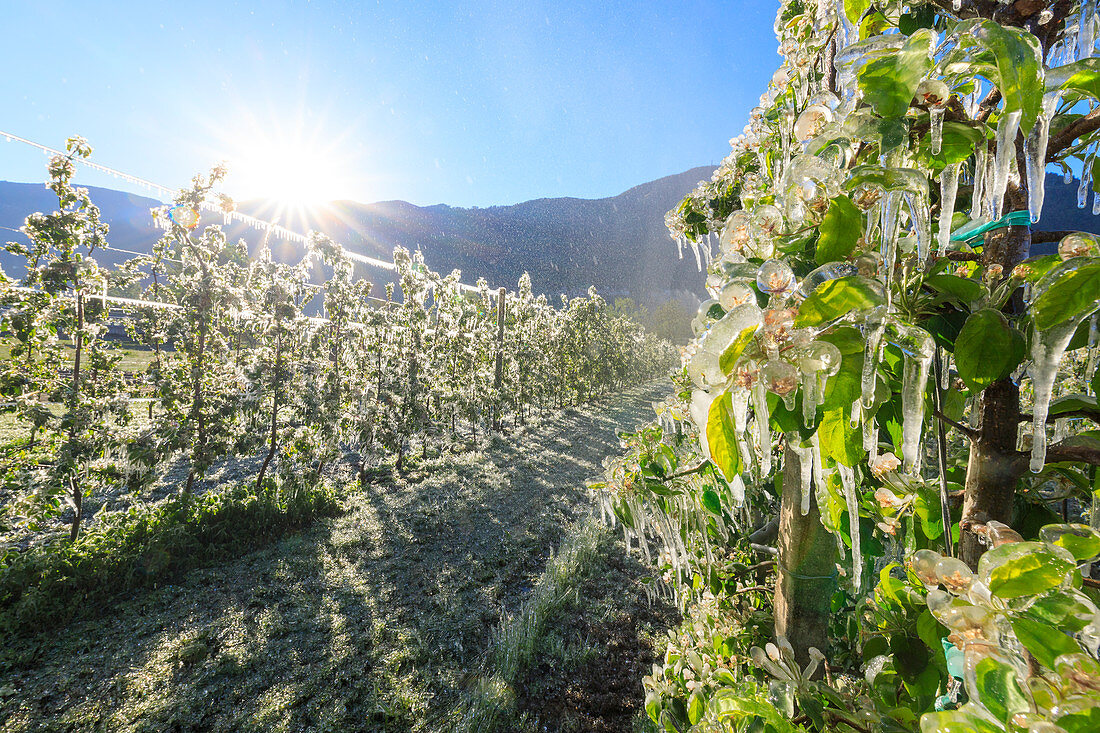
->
[951,19,1044,133]
[1047,57,1100,99]
[815,195,863,266]
[857,29,934,119]
[1031,259,1100,331]
[987,548,1074,598]
[706,391,742,481]
[794,277,884,328]
[818,407,864,467]
[701,488,722,515]
[954,309,1025,391]
[719,325,758,374]
[971,656,1029,725]
[1010,617,1082,670]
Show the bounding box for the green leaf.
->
[954,309,1026,391]
[794,276,885,328]
[719,325,757,374]
[988,549,1075,598]
[701,488,722,515]
[818,326,866,355]
[687,689,705,725]
[857,29,934,119]
[843,0,871,24]
[971,656,1029,725]
[815,195,863,266]
[898,6,936,35]
[924,273,988,303]
[1057,707,1100,733]
[952,19,1044,133]
[1049,393,1099,416]
[818,407,864,467]
[1032,260,1100,331]
[706,391,742,482]
[1010,617,1082,670]
[920,121,985,170]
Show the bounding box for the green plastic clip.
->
[949,210,1032,247]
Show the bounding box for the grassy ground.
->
[0,381,673,732]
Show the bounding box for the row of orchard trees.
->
[0,141,677,542]
[592,1,1100,731]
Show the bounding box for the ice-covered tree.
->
[596,1,1100,730]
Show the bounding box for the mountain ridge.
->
[3,168,1098,302]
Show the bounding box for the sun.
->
[219,127,356,208]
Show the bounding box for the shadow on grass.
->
[0,382,668,733]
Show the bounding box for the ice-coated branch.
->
[1047,107,1100,161]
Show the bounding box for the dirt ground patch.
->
[509,546,678,733]
[0,382,669,733]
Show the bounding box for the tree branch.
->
[1043,441,1100,466]
[1030,231,1076,244]
[1020,409,1100,424]
[944,251,982,261]
[933,409,979,440]
[1048,106,1100,161]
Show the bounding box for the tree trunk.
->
[958,189,1031,567]
[68,291,85,543]
[773,443,837,672]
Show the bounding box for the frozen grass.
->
[0,382,669,732]
[455,515,607,733]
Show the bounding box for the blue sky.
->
[1,1,780,207]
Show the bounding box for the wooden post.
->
[493,287,506,429]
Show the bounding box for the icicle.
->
[1094,193,1100,216]
[861,403,879,462]
[1053,417,1069,444]
[1066,169,1075,185]
[1080,142,1097,209]
[1081,0,1097,60]
[930,106,945,155]
[861,308,887,409]
[971,142,987,220]
[730,474,746,506]
[880,192,902,294]
[752,381,773,476]
[937,163,960,256]
[792,438,814,516]
[810,432,826,498]
[1029,316,1090,472]
[939,350,952,390]
[991,110,1022,218]
[906,191,932,266]
[838,464,862,592]
[802,378,818,427]
[901,349,933,474]
[1025,93,1060,223]
[952,0,961,9]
